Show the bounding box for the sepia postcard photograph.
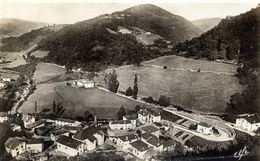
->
[0,0,259,161]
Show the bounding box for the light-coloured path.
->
[143,64,234,76]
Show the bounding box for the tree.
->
[136,130,142,137]
[158,95,171,107]
[84,110,93,122]
[135,105,141,112]
[117,106,126,119]
[104,69,119,93]
[133,74,138,99]
[52,101,66,117]
[142,96,154,104]
[125,87,133,96]
[189,124,198,130]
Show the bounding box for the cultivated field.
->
[33,63,92,84]
[31,50,49,58]
[96,55,244,114]
[20,84,146,119]
[33,63,66,84]
[0,51,27,68]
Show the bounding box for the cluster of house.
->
[4,113,106,160]
[108,108,176,160]
[2,107,260,160]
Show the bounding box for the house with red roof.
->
[56,135,84,156]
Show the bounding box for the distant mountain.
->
[192,18,222,32]
[36,4,201,71]
[0,24,66,51]
[0,18,49,37]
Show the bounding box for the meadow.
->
[20,83,146,119]
[96,55,244,114]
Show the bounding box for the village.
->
[0,78,260,161]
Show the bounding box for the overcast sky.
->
[0,1,258,24]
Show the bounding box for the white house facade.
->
[138,109,161,124]
[109,120,134,131]
[5,137,26,157]
[56,135,84,156]
[236,116,260,132]
[55,118,81,127]
[197,122,213,135]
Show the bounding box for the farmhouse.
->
[73,126,104,151]
[72,80,95,88]
[129,140,149,160]
[55,118,81,127]
[26,138,44,154]
[116,134,138,150]
[56,135,84,156]
[0,112,8,123]
[138,109,161,124]
[109,120,134,131]
[5,137,26,157]
[123,115,137,128]
[197,122,213,135]
[141,133,163,151]
[141,125,160,138]
[235,116,260,132]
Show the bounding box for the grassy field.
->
[0,51,27,68]
[31,50,49,58]
[33,63,66,84]
[142,55,237,74]
[33,63,92,84]
[20,84,147,119]
[95,56,244,114]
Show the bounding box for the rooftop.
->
[56,135,83,149]
[130,140,149,152]
[141,125,160,133]
[162,139,176,148]
[26,138,44,144]
[198,122,211,128]
[74,126,103,142]
[141,133,161,147]
[50,129,69,136]
[238,116,260,124]
[56,118,78,123]
[138,109,160,117]
[118,134,138,142]
[26,119,45,129]
[5,137,25,149]
[110,120,131,125]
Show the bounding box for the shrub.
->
[158,95,171,107]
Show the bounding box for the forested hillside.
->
[176,6,260,114]
[37,4,200,71]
